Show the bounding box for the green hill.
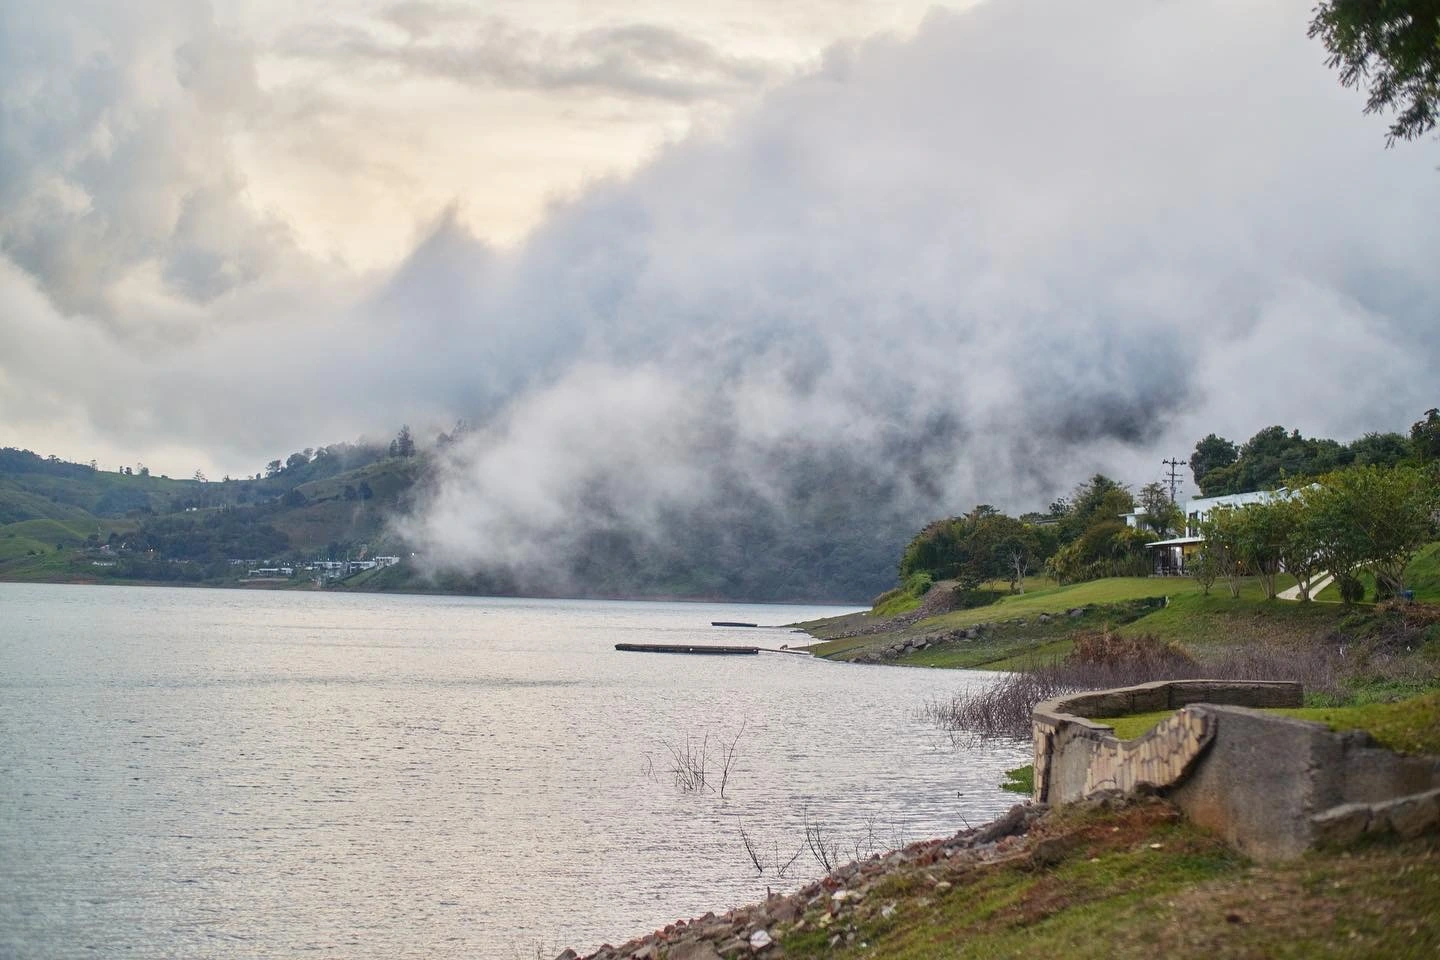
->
[0,444,416,587]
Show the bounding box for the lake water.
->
[0,583,1027,958]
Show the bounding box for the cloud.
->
[2,0,1438,595]
[395,0,1440,590]
[0,0,301,326]
[278,12,777,103]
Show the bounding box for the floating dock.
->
[710,621,758,628]
[615,643,759,655]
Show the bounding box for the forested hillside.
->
[5,409,1436,603]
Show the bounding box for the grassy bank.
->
[775,800,1439,960]
[800,548,1440,676]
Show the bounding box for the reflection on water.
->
[0,583,1026,959]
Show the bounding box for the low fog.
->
[3,0,1438,596]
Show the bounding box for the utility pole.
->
[1162,458,1187,503]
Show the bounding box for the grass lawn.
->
[920,578,1194,629]
[1113,590,1346,649]
[1094,692,1440,755]
[803,575,1340,666]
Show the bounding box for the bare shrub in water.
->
[659,721,746,796]
[737,821,805,879]
[802,807,843,874]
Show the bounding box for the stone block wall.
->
[1031,680,1440,860]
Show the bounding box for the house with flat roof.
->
[1144,489,1293,575]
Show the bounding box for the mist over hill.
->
[3,0,1439,601]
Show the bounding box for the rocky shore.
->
[848,607,1090,664]
[554,802,1050,960]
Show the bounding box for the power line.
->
[1162,458,1188,502]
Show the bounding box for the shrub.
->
[1338,574,1365,605]
[927,632,1346,739]
[953,588,1006,609]
[903,571,934,596]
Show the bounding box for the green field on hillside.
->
[1314,541,1440,604]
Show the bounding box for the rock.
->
[1069,608,1085,618]
[1382,789,1440,839]
[748,929,774,951]
[668,942,724,960]
[1312,803,1372,846]
[1037,614,1052,624]
[554,951,579,960]
[972,803,1030,844]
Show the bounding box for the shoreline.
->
[0,574,869,610]
[556,803,1050,960]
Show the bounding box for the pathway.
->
[1278,572,1334,601]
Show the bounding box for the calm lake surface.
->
[0,583,1027,958]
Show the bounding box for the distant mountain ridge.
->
[0,444,904,602]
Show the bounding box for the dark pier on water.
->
[615,642,759,655]
[710,621,758,628]
[615,642,812,657]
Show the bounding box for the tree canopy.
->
[1309,0,1440,144]
[1192,424,1412,496]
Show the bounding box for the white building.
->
[1144,489,1296,575]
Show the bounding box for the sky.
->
[2,0,1438,577]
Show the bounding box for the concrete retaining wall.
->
[1032,680,1440,860]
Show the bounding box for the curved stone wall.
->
[1031,679,1440,860]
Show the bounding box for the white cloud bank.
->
[1,0,1437,587]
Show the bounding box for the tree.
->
[193,469,207,483]
[137,465,149,477]
[1197,425,1351,496]
[1139,481,1182,536]
[1413,408,1440,462]
[1233,501,1289,600]
[390,425,415,459]
[1309,0,1440,144]
[1200,507,1249,599]
[1190,544,1220,596]
[1273,496,1324,601]
[357,480,374,501]
[1190,434,1238,491]
[265,459,283,478]
[1347,431,1410,467]
[1310,464,1438,597]
[343,484,357,501]
[285,451,310,472]
[1058,474,1133,543]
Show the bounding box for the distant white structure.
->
[304,556,402,578]
[1141,489,1297,575]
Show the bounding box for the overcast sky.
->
[3,0,1438,568]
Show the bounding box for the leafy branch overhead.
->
[1309,0,1440,144]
